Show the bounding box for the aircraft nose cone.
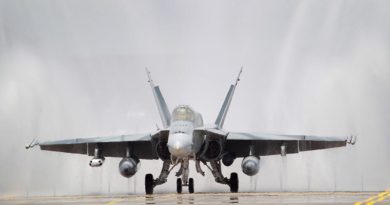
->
[167,133,193,158]
[168,143,190,157]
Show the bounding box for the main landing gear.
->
[144,160,173,195]
[144,158,195,194]
[229,172,238,192]
[206,160,239,193]
[144,159,238,194]
[145,173,154,195]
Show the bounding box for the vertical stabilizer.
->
[215,67,243,129]
[146,68,171,128]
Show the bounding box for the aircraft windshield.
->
[172,106,195,122]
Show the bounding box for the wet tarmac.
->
[1,192,389,205]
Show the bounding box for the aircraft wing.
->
[27,133,159,159]
[225,132,356,157]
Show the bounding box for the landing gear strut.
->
[175,158,195,194]
[144,160,177,195]
[145,159,237,194]
[206,160,239,192]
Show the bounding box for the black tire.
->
[229,172,239,193]
[188,178,194,193]
[145,174,154,195]
[176,178,182,194]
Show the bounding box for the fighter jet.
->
[26,68,356,194]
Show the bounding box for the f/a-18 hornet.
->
[26,68,356,194]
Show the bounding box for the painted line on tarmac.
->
[366,191,390,205]
[354,190,390,205]
[106,198,124,205]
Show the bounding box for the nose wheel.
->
[188,178,194,193]
[176,178,182,193]
[176,177,194,194]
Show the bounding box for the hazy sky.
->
[0,0,389,196]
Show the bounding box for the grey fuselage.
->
[166,105,204,159]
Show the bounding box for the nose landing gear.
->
[188,178,194,193]
[144,159,238,194]
[175,158,194,194]
[176,178,182,194]
[176,177,194,194]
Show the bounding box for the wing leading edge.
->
[225,132,356,157]
[30,133,159,159]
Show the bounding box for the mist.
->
[0,0,389,196]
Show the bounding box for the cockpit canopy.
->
[171,105,203,127]
[172,105,195,122]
